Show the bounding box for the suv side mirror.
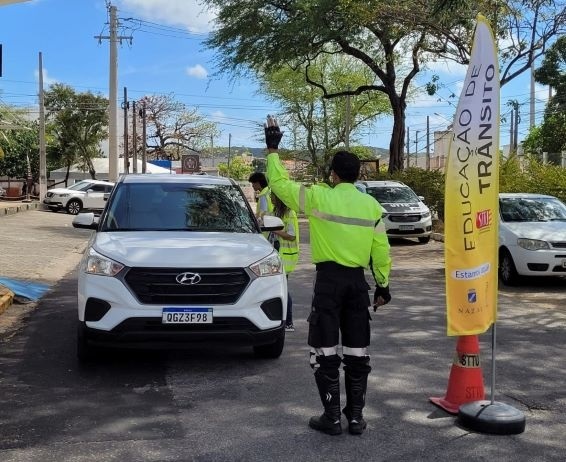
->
[261,215,284,232]
[72,212,99,230]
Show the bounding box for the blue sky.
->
[0,0,551,153]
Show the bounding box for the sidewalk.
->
[0,200,42,325]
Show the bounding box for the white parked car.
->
[72,174,287,361]
[357,180,433,243]
[43,179,114,215]
[499,193,566,285]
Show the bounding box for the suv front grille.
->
[124,267,250,305]
[389,214,423,223]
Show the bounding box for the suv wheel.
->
[499,248,519,286]
[66,199,83,215]
[418,236,431,244]
[253,331,285,359]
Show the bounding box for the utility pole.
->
[122,86,129,174]
[509,109,515,155]
[344,87,351,150]
[38,52,47,201]
[140,100,147,173]
[210,134,214,167]
[426,115,430,171]
[414,131,420,168]
[131,100,137,173]
[227,133,232,168]
[530,62,535,129]
[406,127,410,169]
[514,106,519,154]
[95,3,132,182]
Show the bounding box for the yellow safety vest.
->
[266,152,391,287]
[278,209,299,274]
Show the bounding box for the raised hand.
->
[264,114,283,150]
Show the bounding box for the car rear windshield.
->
[100,182,258,232]
[500,197,566,222]
[67,181,96,191]
[366,186,419,204]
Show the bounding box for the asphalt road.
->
[0,210,565,461]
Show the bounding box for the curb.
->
[0,202,40,217]
[0,285,15,317]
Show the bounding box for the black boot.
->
[309,354,342,435]
[343,355,371,435]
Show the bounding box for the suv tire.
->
[418,236,431,244]
[253,331,285,359]
[66,199,83,215]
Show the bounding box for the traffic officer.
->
[264,116,392,436]
[248,171,273,220]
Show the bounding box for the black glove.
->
[373,285,391,310]
[264,115,283,149]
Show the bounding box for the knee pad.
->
[311,353,342,376]
[343,354,371,375]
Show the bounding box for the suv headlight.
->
[58,193,69,198]
[422,210,431,219]
[517,238,549,251]
[83,248,124,276]
[249,252,283,277]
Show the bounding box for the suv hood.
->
[93,231,274,268]
[380,201,427,214]
[48,187,84,195]
[501,221,566,242]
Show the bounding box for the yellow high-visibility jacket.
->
[267,152,391,287]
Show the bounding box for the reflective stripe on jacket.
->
[266,152,391,287]
[279,209,299,274]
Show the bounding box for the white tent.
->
[48,158,175,182]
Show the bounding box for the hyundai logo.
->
[176,272,202,285]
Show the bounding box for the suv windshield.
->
[68,181,95,191]
[500,197,566,222]
[366,186,419,204]
[101,182,258,232]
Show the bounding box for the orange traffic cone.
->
[429,335,485,414]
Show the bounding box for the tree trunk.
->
[388,97,406,173]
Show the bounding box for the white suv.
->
[358,180,433,243]
[72,174,287,361]
[43,179,114,215]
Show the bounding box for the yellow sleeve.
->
[266,152,302,213]
[370,218,392,287]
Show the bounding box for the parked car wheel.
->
[253,332,285,359]
[66,199,83,215]
[499,248,520,286]
[418,236,431,244]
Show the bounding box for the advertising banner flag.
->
[445,14,500,336]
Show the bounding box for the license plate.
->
[399,225,414,231]
[162,307,213,324]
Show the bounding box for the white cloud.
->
[118,0,216,34]
[186,64,208,79]
[34,68,57,86]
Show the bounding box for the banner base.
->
[457,400,526,435]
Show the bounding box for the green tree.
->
[218,155,254,180]
[260,56,389,179]
[0,107,40,194]
[203,0,566,173]
[44,84,109,183]
[523,35,566,161]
